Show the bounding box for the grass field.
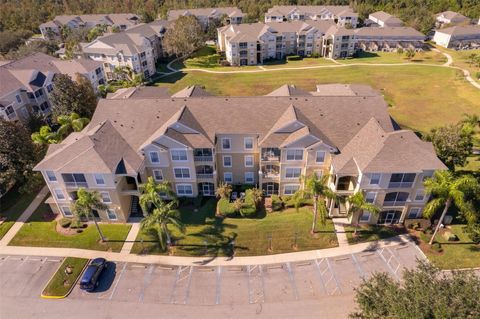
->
[434,45,480,83]
[338,50,446,65]
[155,64,480,133]
[345,225,403,244]
[132,201,338,257]
[9,203,131,252]
[42,257,89,297]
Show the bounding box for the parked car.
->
[79,258,107,292]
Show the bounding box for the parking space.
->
[292,261,328,300]
[219,266,249,305]
[142,265,178,303]
[262,263,297,303]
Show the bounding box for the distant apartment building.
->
[435,11,470,27]
[217,21,355,65]
[39,14,140,40]
[0,53,104,122]
[433,25,480,49]
[355,27,426,52]
[167,7,244,29]
[34,84,445,225]
[367,11,404,27]
[79,21,170,80]
[265,5,358,28]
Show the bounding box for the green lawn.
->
[434,45,480,83]
[345,225,404,244]
[338,50,447,65]
[42,257,89,297]
[156,65,480,134]
[9,204,131,252]
[132,201,338,256]
[417,225,480,270]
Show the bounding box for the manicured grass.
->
[42,257,89,297]
[9,204,131,251]
[156,65,480,134]
[416,225,480,270]
[345,225,404,244]
[132,204,338,257]
[339,50,446,65]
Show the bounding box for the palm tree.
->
[71,188,108,242]
[31,126,61,145]
[56,113,90,138]
[139,177,177,216]
[294,174,337,234]
[423,170,479,245]
[215,182,232,200]
[347,192,381,235]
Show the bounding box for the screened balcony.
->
[261,148,280,161]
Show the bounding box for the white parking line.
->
[285,262,299,300]
[325,258,342,295]
[313,259,328,294]
[109,263,127,300]
[0,255,10,266]
[351,254,366,278]
[215,266,222,305]
[138,265,155,302]
[376,249,400,280]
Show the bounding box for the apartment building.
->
[433,25,480,49]
[34,84,445,226]
[367,11,404,27]
[79,21,170,80]
[217,21,355,65]
[40,14,140,40]
[167,7,244,29]
[354,27,426,52]
[435,11,470,27]
[0,53,104,122]
[265,5,358,28]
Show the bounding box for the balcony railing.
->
[194,156,213,162]
[388,182,414,188]
[262,172,280,179]
[196,173,214,179]
[383,200,407,207]
[261,155,280,161]
[64,182,88,188]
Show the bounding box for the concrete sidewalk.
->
[0,186,49,247]
[333,218,349,248]
[120,222,141,254]
[0,234,412,267]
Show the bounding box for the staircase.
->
[129,196,143,218]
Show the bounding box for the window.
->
[245,155,253,167]
[284,184,300,195]
[94,174,105,185]
[61,173,87,187]
[149,151,160,164]
[286,149,303,161]
[176,184,193,196]
[422,171,434,181]
[100,191,111,203]
[408,208,421,219]
[244,137,253,150]
[224,172,233,183]
[153,169,163,181]
[46,170,57,182]
[61,206,73,217]
[384,192,409,206]
[245,172,254,184]
[107,209,117,220]
[285,167,301,179]
[221,138,231,150]
[359,211,371,222]
[370,173,381,185]
[46,84,53,92]
[174,168,190,179]
[223,156,232,167]
[15,95,21,103]
[171,150,187,161]
[315,151,326,163]
[54,188,65,200]
[365,192,376,204]
[414,190,425,201]
[389,173,416,188]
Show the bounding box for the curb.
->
[40,258,90,299]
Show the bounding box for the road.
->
[0,241,424,319]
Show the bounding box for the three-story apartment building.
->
[168,7,245,30]
[35,84,446,226]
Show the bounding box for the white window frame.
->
[244,155,254,167]
[15,94,22,103]
[45,170,57,182]
[61,206,73,217]
[285,167,301,179]
[173,167,190,179]
[100,191,111,203]
[359,211,371,223]
[365,192,377,204]
[223,155,232,167]
[153,169,163,182]
[176,184,193,196]
[107,208,118,220]
[315,151,326,164]
[245,172,254,184]
[224,172,233,183]
[284,184,300,195]
[149,151,160,164]
[408,207,421,219]
[286,149,303,161]
[94,173,106,186]
[414,190,425,202]
[54,188,65,200]
[370,173,381,185]
[170,149,188,162]
[221,138,231,150]
[244,137,254,150]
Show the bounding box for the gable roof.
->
[266,84,311,97]
[435,25,480,37]
[369,11,404,26]
[436,11,469,22]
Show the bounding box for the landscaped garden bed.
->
[41,257,89,298]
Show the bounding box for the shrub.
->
[431,242,443,253]
[464,224,480,244]
[281,195,312,208]
[220,60,230,66]
[271,195,283,211]
[70,220,84,229]
[218,198,237,217]
[311,52,320,58]
[286,55,302,61]
[58,218,72,228]
[240,191,258,217]
[442,230,459,242]
[193,195,203,208]
[475,72,480,80]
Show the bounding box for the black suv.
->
[79,258,107,291]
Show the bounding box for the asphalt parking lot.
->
[0,241,425,306]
